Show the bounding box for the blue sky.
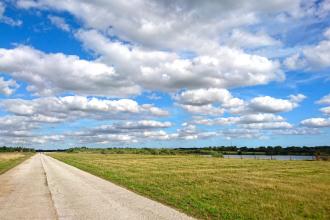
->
[0,0,329,149]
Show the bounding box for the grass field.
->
[0,153,34,174]
[49,153,330,220]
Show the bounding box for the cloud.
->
[66,120,173,143]
[0,77,18,95]
[16,0,301,51]
[48,15,70,31]
[1,96,168,122]
[141,130,174,141]
[177,90,305,115]
[140,104,169,117]
[283,53,306,70]
[221,128,264,140]
[65,121,218,143]
[175,88,243,115]
[147,93,161,100]
[178,104,225,116]
[0,134,65,146]
[0,98,169,145]
[76,29,283,92]
[193,117,239,126]
[0,116,37,132]
[303,41,330,69]
[77,120,171,134]
[0,35,283,97]
[0,46,140,97]
[174,123,218,140]
[76,134,137,144]
[239,113,284,123]
[27,135,65,144]
[316,93,330,105]
[1,0,327,146]
[139,47,282,91]
[0,2,22,26]
[316,94,330,115]
[240,121,292,129]
[272,127,321,135]
[248,94,306,113]
[194,113,288,129]
[113,120,172,130]
[7,136,60,145]
[175,88,242,107]
[285,27,330,70]
[0,115,66,146]
[301,117,330,127]
[320,106,330,115]
[227,29,281,48]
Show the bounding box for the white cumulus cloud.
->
[301,117,330,127]
[1,96,168,122]
[0,46,140,97]
[248,94,306,113]
[0,77,18,95]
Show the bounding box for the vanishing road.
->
[0,154,194,220]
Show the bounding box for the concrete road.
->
[0,154,194,220]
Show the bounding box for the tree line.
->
[189,146,330,155]
[0,146,36,152]
[2,145,329,156]
[66,146,330,156]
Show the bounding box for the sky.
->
[0,0,330,149]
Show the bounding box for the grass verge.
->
[49,153,330,220]
[0,153,34,174]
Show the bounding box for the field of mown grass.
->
[49,153,330,220]
[0,153,34,174]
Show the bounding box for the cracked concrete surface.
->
[0,154,194,220]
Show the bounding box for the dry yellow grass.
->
[0,153,33,174]
[0,153,24,160]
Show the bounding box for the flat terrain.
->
[0,152,32,174]
[50,153,330,220]
[0,154,193,220]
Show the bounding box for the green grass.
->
[0,152,34,174]
[49,153,330,220]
